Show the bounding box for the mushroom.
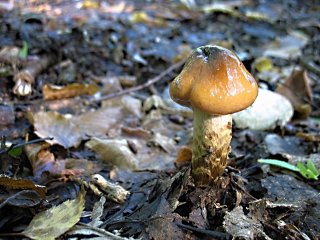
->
[170,45,258,186]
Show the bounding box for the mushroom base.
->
[191,108,232,186]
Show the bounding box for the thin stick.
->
[14,60,185,107]
[92,60,185,102]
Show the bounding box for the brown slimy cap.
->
[170,45,258,115]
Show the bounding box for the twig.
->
[76,222,133,240]
[92,60,185,102]
[176,222,232,239]
[13,54,55,96]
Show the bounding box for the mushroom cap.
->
[169,45,258,115]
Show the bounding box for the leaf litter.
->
[0,1,319,240]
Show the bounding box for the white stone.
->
[233,89,293,130]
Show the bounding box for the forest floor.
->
[0,0,319,239]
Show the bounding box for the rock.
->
[233,89,293,130]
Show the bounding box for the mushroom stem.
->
[191,108,232,186]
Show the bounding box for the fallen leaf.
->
[296,132,320,142]
[89,196,106,227]
[43,83,99,100]
[244,10,271,22]
[253,57,274,72]
[277,70,313,119]
[223,206,271,239]
[22,186,86,240]
[121,127,151,139]
[149,132,176,153]
[25,143,55,177]
[101,96,142,119]
[143,95,166,112]
[81,0,99,9]
[201,2,240,16]
[263,32,309,59]
[0,175,46,198]
[25,143,101,179]
[130,11,168,27]
[33,111,81,148]
[32,106,123,148]
[0,190,42,209]
[93,74,137,90]
[86,137,138,169]
[174,146,192,168]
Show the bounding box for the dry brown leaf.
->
[0,175,46,198]
[121,127,151,139]
[130,11,168,27]
[25,143,101,179]
[33,111,80,148]
[174,146,192,168]
[32,106,123,148]
[296,132,320,142]
[102,96,142,118]
[43,83,99,100]
[149,132,176,153]
[277,70,313,118]
[93,74,137,91]
[25,143,55,177]
[263,32,309,59]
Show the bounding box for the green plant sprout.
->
[18,40,28,59]
[258,159,319,180]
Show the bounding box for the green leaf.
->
[8,146,23,157]
[297,161,318,180]
[19,41,28,59]
[306,160,319,176]
[22,186,86,240]
[259,159,319,180]
[258,159,299,172]
[296,162,308,175]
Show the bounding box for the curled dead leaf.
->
[277,70,313,119]
[43,83,99,100]
[174,146,192,168]
[0,175,46,199]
